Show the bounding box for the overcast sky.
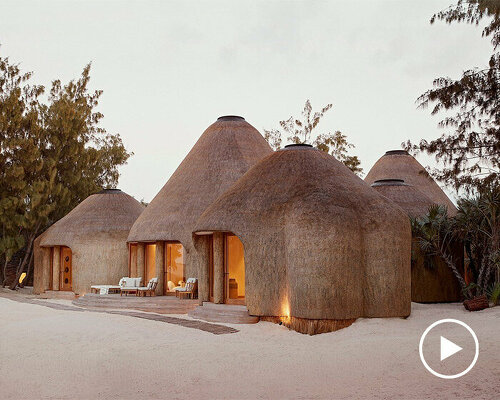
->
[0,0,492,202]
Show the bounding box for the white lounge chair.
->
[175,278,198,299]
[120,277,142,296]
[137,278,158,297]
[91,278,127,295]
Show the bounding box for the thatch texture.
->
[365,150,457,215]
[33,189,144,295]
[371,179,463,303]
[194,144,412,328]
[371,179,435,218]
[127,116,272,277]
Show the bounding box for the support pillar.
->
[193,236,210,305]
[129,244,138,277]
[155,241,165,295]
[213,232,224,304]
[137,243,145,284]
[52,246,60,291]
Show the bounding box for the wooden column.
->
[52,246,60,291]
[193,236,210,305]
[213,232,224,304]
[129,244,138,277]
[136,243,145,283]
[155,241,165,295]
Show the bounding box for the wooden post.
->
[213,232,224,304]
[129,244,138,277]
[193,236,210,305]
[155,241,165,295]
[137,243,145,284]
[52,246,60,291]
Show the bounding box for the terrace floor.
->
[72,293,199,314]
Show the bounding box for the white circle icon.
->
[419,318,479,379]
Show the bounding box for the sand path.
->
[0,297,498,399]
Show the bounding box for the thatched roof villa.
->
[33,189,144,296]
[365,150,457,215]
[192,144,412,334]
[370,178,464,303]
[126,116,272,295]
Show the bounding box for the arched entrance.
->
[224,234,245,304]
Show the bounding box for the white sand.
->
[0,298,498,400]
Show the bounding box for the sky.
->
[0,0,492,202]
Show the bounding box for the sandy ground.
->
[0,297,498,400]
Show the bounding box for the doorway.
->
[164,242,185,295]
[59,246,72,291]
[224,234,245,305]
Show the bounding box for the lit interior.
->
[226,235,245,299]
[166,243,185,293]
[145,243,156,284]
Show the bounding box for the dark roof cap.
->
[217,116,245,121]
[384,150,409,156]
[97,188,122,194]
[371,179,407,187]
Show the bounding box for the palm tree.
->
[411,205,469,296]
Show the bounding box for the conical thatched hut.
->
[33,189,144,296]
[371,179,464,303]
[193,144,412,334]
[127,116,272,295]
[365,150,457,215]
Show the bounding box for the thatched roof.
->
[371,179,436,218]
[194,144,411,320]
[365,150,457,214]
[40,189,144,246]
[127,116,272,244]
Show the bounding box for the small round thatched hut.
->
[365,150,457,215]
[371,179,464,303]
[33,189,144,296]
[127,116,272,295]
[193,144,412,334]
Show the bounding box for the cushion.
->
[124,277,135,287]
[135,277,142,287]
[167,281,175,291]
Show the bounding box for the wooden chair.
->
[137,278,158,297]
[178,279,198,300]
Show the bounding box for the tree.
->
[0,54,132,289]
[404,0,500,192]
[453,185,500,295]
[264,100,363,175]
[412,188,500,302]
[0,55,51,288]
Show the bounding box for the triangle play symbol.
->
[440,336,463,361]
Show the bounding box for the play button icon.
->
[419,319,479,379]
[440,336,463,361]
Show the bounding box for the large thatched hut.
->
[33,189,144,296]
[193,144,412,334]
[371,179,464,302]
[365,150,457,214]
[127,116,272,295]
